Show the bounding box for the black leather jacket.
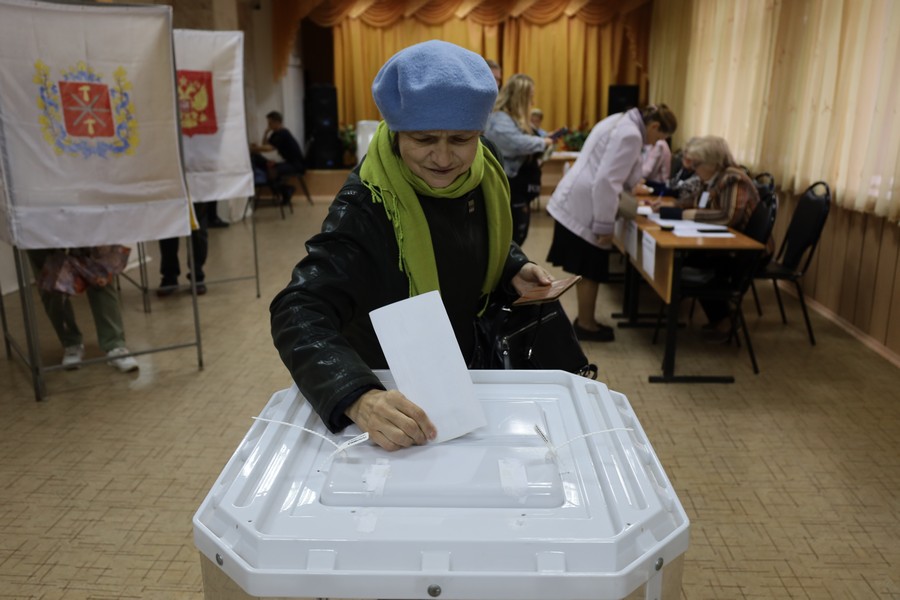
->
[270,167,529,432]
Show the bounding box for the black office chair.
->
[245,169,313,220]
[753,172,777,215]
[753,181,831,345]
[749,172,777,314]
[655,200,776,374]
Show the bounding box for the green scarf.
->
[359,121,512,302]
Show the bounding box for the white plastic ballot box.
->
[193,370,689,600]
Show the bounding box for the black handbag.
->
[477,299,597,379]
[508,154,543,206]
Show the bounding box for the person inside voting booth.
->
[270,40,554,452]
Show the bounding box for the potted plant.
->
[339,124,357,167]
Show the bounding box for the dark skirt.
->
[546,219,610,283]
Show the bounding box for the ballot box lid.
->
[193,370,689,600]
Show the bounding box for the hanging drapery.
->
[272,0,652,135]
[650,0,900,221]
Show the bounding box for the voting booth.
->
[0,0,200,399]
[193,370,689,600]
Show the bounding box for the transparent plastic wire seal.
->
[534,424,634,462]
[251,416,369,465]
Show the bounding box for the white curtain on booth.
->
[0,0,190,249]
[174,29,253,205]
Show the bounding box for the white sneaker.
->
[107,347,139,373]
[62,344,84,370]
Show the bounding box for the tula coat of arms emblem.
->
[34,60,139,158]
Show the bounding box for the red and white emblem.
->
[177,70,218,137]
[59,81,114,137]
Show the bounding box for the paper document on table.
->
[641,232,656,279]
[648,215,732,237]
[648,214,728,230]
[369,291,486,444]
[673,229,735,238]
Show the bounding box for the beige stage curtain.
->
[332,17,499,129]
[650,0,900,221]
[649,0,778,160]
[512,2,652,131]
[271,1,651,134]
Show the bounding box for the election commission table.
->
[613,215,765,383]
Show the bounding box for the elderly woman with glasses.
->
[679,135,760,231]
[677,135,764,338]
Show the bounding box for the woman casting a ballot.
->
[270,41,555,451]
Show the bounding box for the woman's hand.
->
[345,389,436,451]
[682,209,697,221]
[511,262,554,296]
[595,234,614,249]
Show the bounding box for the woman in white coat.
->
[546,104,677,341]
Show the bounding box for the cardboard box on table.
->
[193,370,689,600]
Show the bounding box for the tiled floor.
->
[1,199,899,599]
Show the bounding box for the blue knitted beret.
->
[372,40,498,132]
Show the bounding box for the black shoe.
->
[156,280,178,298]
[209,217,229,228]
[702,327,733,344]
[187,273,207,295]
[572,319,615,342]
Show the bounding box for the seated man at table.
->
[250,111,305,205]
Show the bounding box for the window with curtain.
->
[650,0,900,221]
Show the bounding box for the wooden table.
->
[613,215,765,383]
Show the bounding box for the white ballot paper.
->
[369,291,487,444]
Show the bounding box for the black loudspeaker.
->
[608,85,640,116]
[305,84,343,169]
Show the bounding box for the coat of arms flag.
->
[173,29,253,203]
